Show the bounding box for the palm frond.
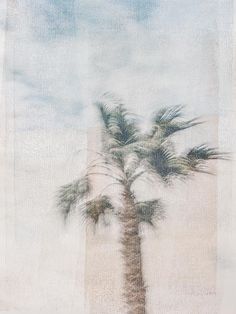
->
[84,195,114,224]
[97,103,140,150]
[97,103,112,129]
[187,144,225,160]
[136,142,188,182]
[151,105,201,138]
[57,176,91,219]
[154,105,184,122]
[109,150,125,168]
[185,144,227,173]
[110,105,139,145]
[136,199,165,225]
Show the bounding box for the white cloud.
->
[4,0,223,133]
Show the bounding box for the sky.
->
[1,0,230,131]
[0,0,235,313]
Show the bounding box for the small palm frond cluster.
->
[184,144,227,173]
[57,174,114,224]
[97,102,139,154]
[57,98,223,226]
[151,105,200,138]
[136,199,165,226]
[84,195,114,224]
[57,176,91,219]
[136,143,188,182]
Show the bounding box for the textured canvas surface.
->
[0,1,235,313]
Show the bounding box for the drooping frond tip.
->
[187,144,228,160]
[185,144,229,173]
[152,105,201,138]
[57,176,91,220]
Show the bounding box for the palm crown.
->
[57,101,223,225]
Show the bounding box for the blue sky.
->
[2,0,225,131]
[18,0,158,40]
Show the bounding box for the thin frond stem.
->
[86,157,106,168]
[87,161,123,178]
[138,175,155,186]
[86,171,123,183]
[87,163,114,173]
[98,182,122,195]
[129,170,146,186]
[193,169,215,175]
[72,148,108,162]
[86,153,126,177]
[86,156,120,173]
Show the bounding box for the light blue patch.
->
[12,68,84,116]
[121,0,158,21]
[30,0,78,40]
[26,0,158,41]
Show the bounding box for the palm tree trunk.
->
[120,185,146,314]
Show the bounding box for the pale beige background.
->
[0,0,236,313]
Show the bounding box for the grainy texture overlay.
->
[0,1,235,313]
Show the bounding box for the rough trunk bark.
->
[120,185,146,314]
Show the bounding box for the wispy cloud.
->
[4,0,222,132]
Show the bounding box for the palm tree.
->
[57,98,224,314]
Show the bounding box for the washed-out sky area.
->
[0,0,235,314]
[1,0,232,130]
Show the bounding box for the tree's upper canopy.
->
[57,98,225,226]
